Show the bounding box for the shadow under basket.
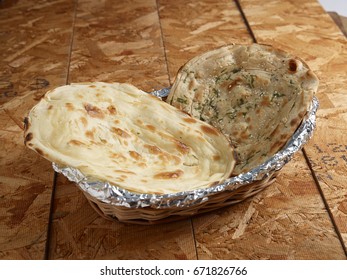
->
[53,96,318,225]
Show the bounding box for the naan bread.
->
[167,44,319,174]
[24,82,235,194]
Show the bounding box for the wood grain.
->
[193,152,345,259]
[1,0,346,260]
[67,0,169,92]
[158,0,253,83]
[0,0,75,259]
[49,175,196,259]
[239,0,347,255]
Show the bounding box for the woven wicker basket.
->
[54,95,318,225]
[83,176,276,225]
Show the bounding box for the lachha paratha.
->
[24,82,236,194]
[167,44,319,174]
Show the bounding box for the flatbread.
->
[167,44,319,174]
[24,82,235,194]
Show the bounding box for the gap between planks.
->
[44,0,79,260]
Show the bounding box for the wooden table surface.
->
[1,0,347,260]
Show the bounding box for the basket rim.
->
[53,94,319,209]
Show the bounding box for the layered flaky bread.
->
[167,44,319,174]
[24,82,235,194]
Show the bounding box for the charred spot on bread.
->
[24,132,33,144]
[288,59,298,72]
[23,117,30,131]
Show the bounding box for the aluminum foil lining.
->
[53,88,319,209]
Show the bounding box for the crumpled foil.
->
[52,88,319,209]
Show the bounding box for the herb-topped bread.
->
[167,44,319,174]
[24,82,236,194]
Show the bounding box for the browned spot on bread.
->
[174,139,190,154]
[213,155,221,161]
[111,127,131,138]
[114,169,136,174]
[24,132,33,144]
[201,124,219,136]
[144,144,161,155]
[146,124,156,132]
[288,59,298,72]
[183,117,197,123]
[85,130,94,139]
[261,96,271,106]
[153,170,183,180]
[172,155,181,165]
[141,179,148,183]
[129,150,141,160]
[48,105,53,110]
[84,103,104,119]
[137,162,147,168]
[226,77,242,90]
[68,139,85,146]
[89,84,96,88]
[240,130,249,140]
[110,152,126,161]
[107,105,117,115]
[80,117,88,127]
[65,103,74,111]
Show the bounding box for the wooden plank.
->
[0,0,75,259]
[66,0,169,92]
[239,0,347,256]
[158,0,253,83]
[48,0,196,260]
